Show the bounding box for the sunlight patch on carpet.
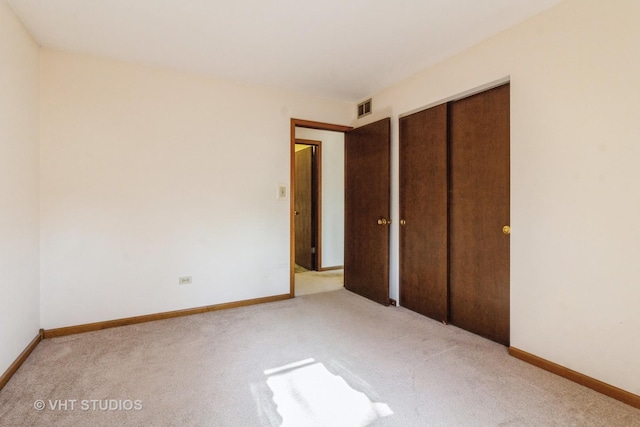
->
[263,358,393,426]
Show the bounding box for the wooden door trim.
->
[398,76,510,120]
[290,119,353,296]
[292,119,352,133]
[295,139,322,271]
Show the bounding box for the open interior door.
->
[344,118,391,305]
[294,146,315,270]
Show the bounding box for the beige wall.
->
[0,1,40,374]
[355,0,640,395]
[39,50,353,329]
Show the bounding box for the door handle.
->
[377,217,390,225]
[502,225,510,235]
[400,219,406,225]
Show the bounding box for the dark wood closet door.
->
[295,147,314,270]
[449,84,510,345]
[399,104,448,321]
[344,118,391,305]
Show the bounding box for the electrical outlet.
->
[179,276,192,285]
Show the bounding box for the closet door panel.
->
[399,104,448,321]
[449,84,510,345]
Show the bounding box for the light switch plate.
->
[277,184,287,200]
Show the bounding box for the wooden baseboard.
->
[509,347,640,409]
[0,329,44,391]
[1,294,292,390]
[318,265,344,271]
[44,293,292,339]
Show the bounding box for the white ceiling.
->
[8,0,561,101]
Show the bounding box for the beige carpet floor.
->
[294,264,309,274]
[295,269,344,296]
[0,289,638,426]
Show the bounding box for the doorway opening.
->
[290,119,352,297]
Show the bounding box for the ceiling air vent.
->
[357,99,372,119]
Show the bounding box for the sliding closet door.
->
[399,105,448,321]
[344,118,391,306]
[449,84,510,345]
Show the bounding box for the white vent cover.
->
[357,99,372,118]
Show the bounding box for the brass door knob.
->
[400,219,406,225]
[377,218,389,225]
[502,225,511,235]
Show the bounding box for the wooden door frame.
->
[294,139,321,271]
[290,119,353,297]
